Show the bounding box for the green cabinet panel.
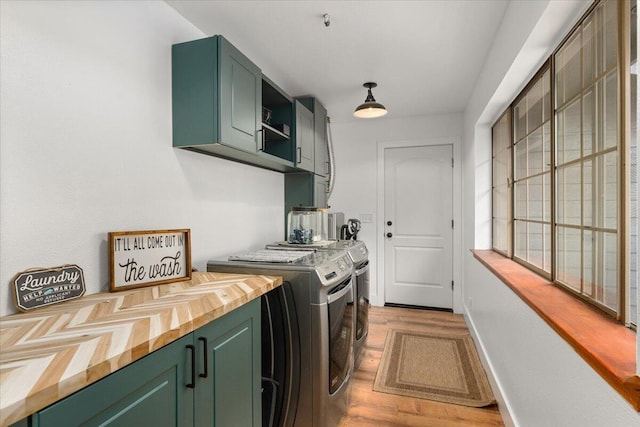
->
[284,172,328,236]
[314,174,329,208]
[195,299,261,427]
[19,300,261,427]
[173,35,259,154]
[284,97,330,232]
[172,36,218,150]
[285,172,314,214]
[261,76,294,163]
[35,334,194,427]
[172,35,336,174]
[8,418,28,427]
[219,36,261,154]
[174,36,296,172]
[294,101,315,172]
[313,101,329,177]
[296,97,329,177]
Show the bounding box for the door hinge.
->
[451,219,454,229]
[451,281,454,290]
[451,158,454,168]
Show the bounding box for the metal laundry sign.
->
[12,264,86,312]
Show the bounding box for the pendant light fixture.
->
[353,82,387,118]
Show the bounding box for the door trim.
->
[375,137,462,311]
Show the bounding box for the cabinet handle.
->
[186,344,196,389]
[257,128,264,151]
[198,337,208,378]
[296,147,301,164]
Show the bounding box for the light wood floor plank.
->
[340,306,504,427]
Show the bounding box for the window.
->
[491,0,637,325]
[629,0,637,325]
[513,67,552,276]
[492,110,512,256]
[555,0,619,315]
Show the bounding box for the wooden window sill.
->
[471,249,640,411]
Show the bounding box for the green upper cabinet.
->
[314,174,329,207]
[313,101,329,177]
[284,172,328,212]
[294,100,315,172]
[172,35,259,153]
[219,36,261,153]
[173,36,296,172]
[260,76,295,164]
[284,98,330,224]
[295,97,329,176]
[172,34,332,175]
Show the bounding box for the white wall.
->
[462,0,640,425]
[465,257,639,426]
[329,113,463,309]
[0,1,284,317]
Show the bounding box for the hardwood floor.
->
[339,306,504,427]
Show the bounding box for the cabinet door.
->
[172,37,219,148]
[218,36,261,154]
[195,299,261,427]
[35,335,194,427]
[294,101,315,172]
[314,174,328,208]
[314,101,329,177]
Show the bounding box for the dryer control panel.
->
[315,252,353,287]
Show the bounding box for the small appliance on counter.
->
[287,207,328,244]
[340,218,361,240]
[327,212,345,241]
[327,212,361,241]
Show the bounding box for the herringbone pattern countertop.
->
[0,272,281,426]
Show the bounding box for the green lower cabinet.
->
[195,299,261,427]
[21,299,261,427]
[35,334,194,427]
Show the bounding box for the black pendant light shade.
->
[354,82,387,118]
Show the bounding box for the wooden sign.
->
[109,229,192,291]
[12,264,86,312]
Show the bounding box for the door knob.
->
[386,232,393,238]
[386,221,392,226]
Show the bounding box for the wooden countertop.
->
[0,272,282,426]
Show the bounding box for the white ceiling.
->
[166,0,510,123]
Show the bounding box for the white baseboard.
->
[463,304,517,427]
[370,294,384,307]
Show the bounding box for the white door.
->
[384,144,453,309]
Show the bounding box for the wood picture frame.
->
[108,229,192,292]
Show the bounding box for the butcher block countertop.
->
[0,272,282,426]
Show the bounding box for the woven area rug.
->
[373,329,496,407]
